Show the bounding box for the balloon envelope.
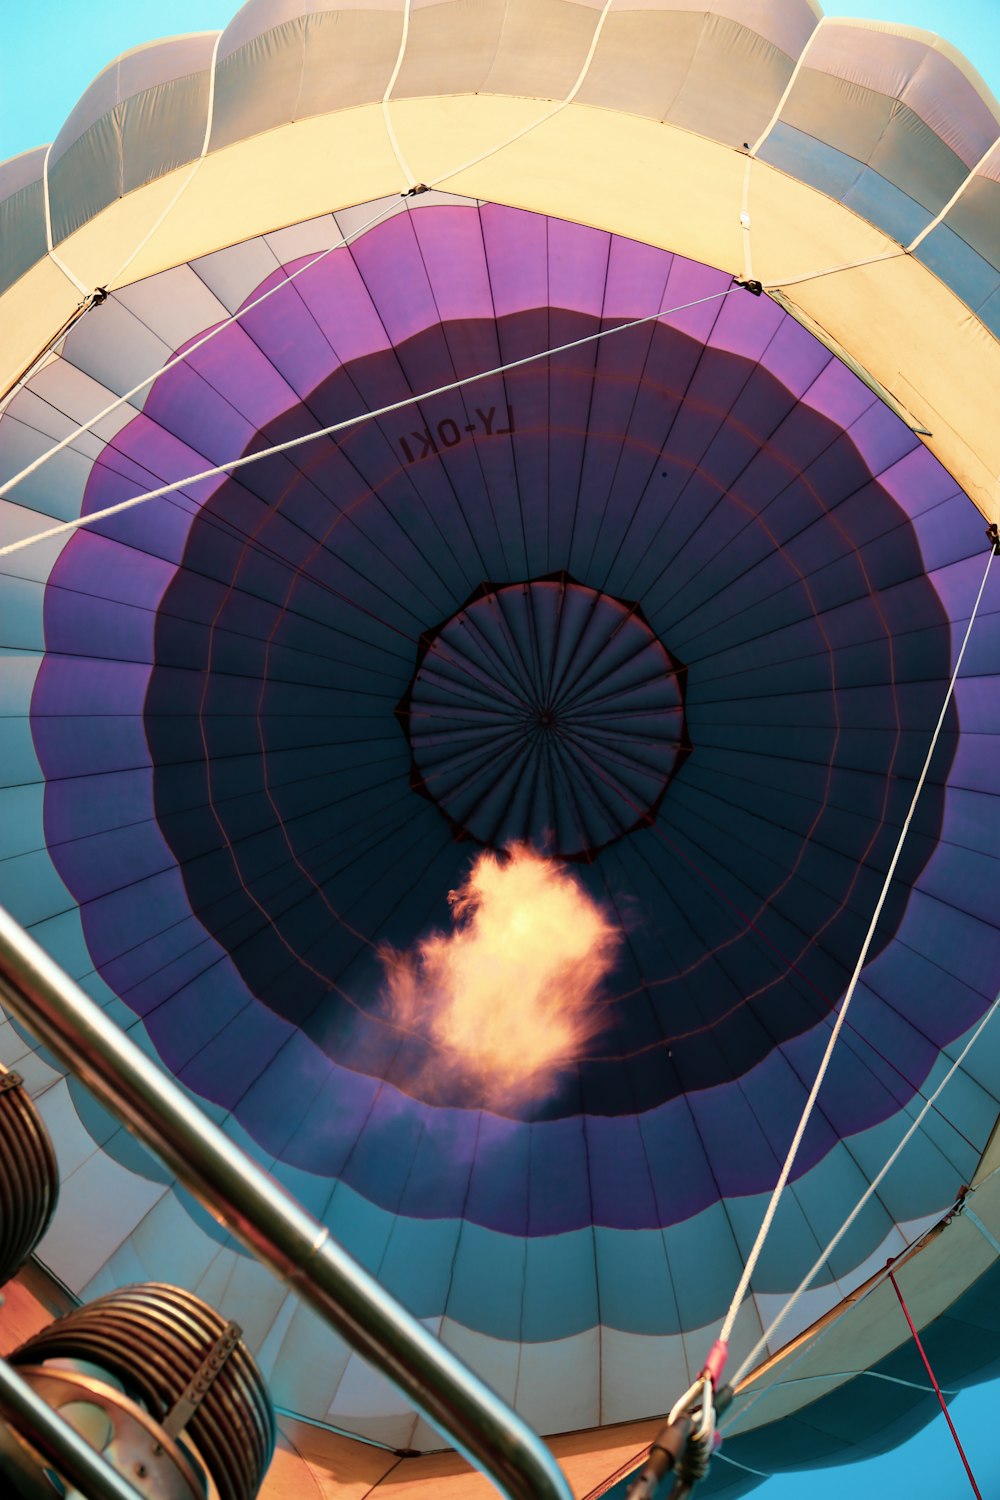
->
[1,0,999,1481]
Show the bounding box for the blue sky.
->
[1,2,998,1497]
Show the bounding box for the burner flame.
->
[379,844,620,1107]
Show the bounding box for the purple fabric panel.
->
[465,1113,529,1231]
[177,990,301,1109]
[231,264,338,397]
[142,342,270,467]
[658,252,733,342]
[258,1058,385,1179]
[925,549,995,627]
[685,1077,787,1198]
[480,204,551,317]
[33,657,147,726]
[952,670,1000,735]
[585,1112,658,1226]
[843,396,920,476]
[876,442,966,520]
[43,767,154,842]
[528,1115,591,1233]
[754,311,833,399]
[53,526,175,615]
[919,838,1000,932]
[241,255,385,384]
[349,211,445,346]
[547,216,613,316]
[799,355,878,431]
[706,283,784,361]
[25,206,1000,1246]
[411,206,496,323]
[396,1112,480,1221]
[177,321,301,436]
[899,887,999,1000]
[73,417,229,563]
[601,232,674,321]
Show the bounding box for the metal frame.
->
[0,902,574,1500]
[0,1354,145,1500]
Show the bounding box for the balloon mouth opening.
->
[396,572,691,861]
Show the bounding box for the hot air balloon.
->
[1,1,999,1495]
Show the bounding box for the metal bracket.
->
[0,1070,24,1095]
[161,1322,242,1440]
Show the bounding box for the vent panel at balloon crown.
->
[396,574,691,861]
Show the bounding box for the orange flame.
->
[379,844,621,1108]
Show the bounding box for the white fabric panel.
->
[599,1325,688,1426]
[83,1185,229,1298]
[515,1327,601,1431]
[253,1288,301,1383]
[0,1010,62,1095]
[218,0,405,61]
[594,0,819,57]
[265,1294,354,1420]
[439,1317,521,1409]
[0,577,43,657]
[60,301,175,409]
[113,263,235,369]
[0,436,96,530]
[50,35,218,162]
[5,367,137,458]
[36,1116,170,1286]
[189,235,289,315]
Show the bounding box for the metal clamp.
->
[162,1321,242,1440]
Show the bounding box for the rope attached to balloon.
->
[628,533,999,1496]
[0,283,739,560]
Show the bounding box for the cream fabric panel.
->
[2,97,998,518]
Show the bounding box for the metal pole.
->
[0,904,574,1500]
[0,1354,144,1500]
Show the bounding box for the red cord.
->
[887,1267,982,1499]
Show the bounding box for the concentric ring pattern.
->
[399,577,689,857]
[2,196,1000,1449]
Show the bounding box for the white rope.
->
[907,134,1000,255]
[717,543,997,1349]
[105,32,225,289]
[381,0,418,188]
[2,2,617,501]
[41,141,88,296]
[764,247,903,291]
[736,16,826,290]
[433,0,617,185]
[722,1152,1000,1437]
[730,987,1000,1392]
[0,285,736,559]
[0,199,402,498]
[747,16,825,159]
[739,159,753,284]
